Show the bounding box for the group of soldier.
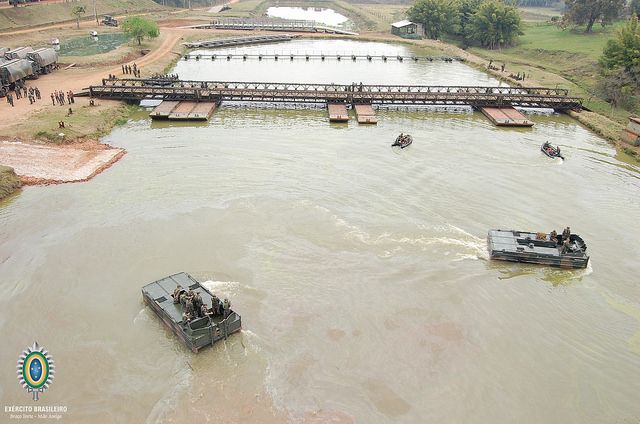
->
[393,132,411,146]
[122,63,141,78]
[5,85,41,107]
[173,285,231,323]
[51,90,74,106]
[487,60,506,72]
[549,227,574,253]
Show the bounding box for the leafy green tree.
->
[600,16,640,81]
[631,0,640,18]
[454,0,484,39]
[122,16,160,45]
[71,5,86,29]
[597,67,637,110]
[468,1,522,49]
[407,0,457,39]
[563,0,625,33]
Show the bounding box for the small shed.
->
[620,116,640,146]
[391,20,423,38]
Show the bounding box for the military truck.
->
[4,46,34,60]
[101,15,118,27]
[0,58,34,97]
[27,48,58,74]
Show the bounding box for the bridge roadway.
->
[183,53,460,62]
[85,79,583,110]
[188,18,359,36]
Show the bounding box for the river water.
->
[266,7,350,27]
[1,40,639,423]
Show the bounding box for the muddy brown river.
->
[1,40,639,423]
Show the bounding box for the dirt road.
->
[0,26,186,184]
[0,28,185,132]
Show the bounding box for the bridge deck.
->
[150,101,179,119]
[184,34,297,49]
[354,104,377,124]
[328,103,348,122]
[481,107,534,127]
[85,79,582,110]
[183,53,460,62]
[191,18,359,35]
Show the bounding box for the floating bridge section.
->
[85,79,583,110]
[187,18,359,36]
[182,52,461,62]
[183,34,299,49]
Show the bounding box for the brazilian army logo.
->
[17,342,55,401]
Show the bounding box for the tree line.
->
[598,16,640,109]
[407,0,522,49]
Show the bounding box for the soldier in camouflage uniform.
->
[193,292,203,316]
[211,294,221,315]
[223,298,231,319]
[185,297,195,318]
[200,303,210,319]
[172,285,183,303]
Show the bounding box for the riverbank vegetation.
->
[5,102,138,144]
[598,17,640,111]
[407,0,522,48]
[122,16,160,45]
[0,165,22,201]
[562,0,625,33]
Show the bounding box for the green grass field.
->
[0,0,165,31]
[469,20,635,125]
[517,6,562,22]
[517,21,622,60]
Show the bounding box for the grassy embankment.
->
[0,0,164,31]
[3,102,139,143]
[467,20,637,143]
[0,165,21,200]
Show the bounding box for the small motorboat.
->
[392,134,412,149]
[541,141,564,160]
[89,30,98,37]
[50,38,60,46]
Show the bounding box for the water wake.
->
[201,280,241,296]
[145,358,193,424]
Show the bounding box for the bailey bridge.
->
[84,78,583,110]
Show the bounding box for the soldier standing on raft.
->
[223,298,231,318]
[211,294,221,315]
[172,285,183,303]
[193,292,203,316]
[562,227,571,241]
[200,303,210,319]
[185,297,195,320]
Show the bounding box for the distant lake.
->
[266,6,349,26]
